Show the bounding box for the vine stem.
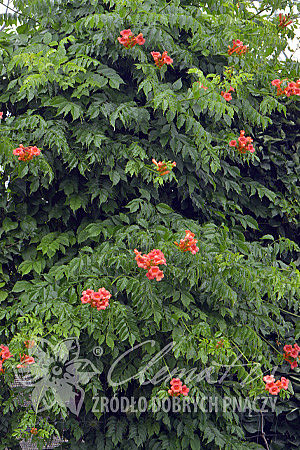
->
[112,275,137,284]
[260,410,270,450]
[229,338,250,362]
[157,1,173,15]
[242,325,282,355]
[278,308,300,318]
[162,356,172,379]
[111,275,125,285]
[32,384,45,427]
[181,318,192,334]
[255,331,282,355]
[123,8,132,21]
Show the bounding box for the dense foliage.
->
[0,0,299,448]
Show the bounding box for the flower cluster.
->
[168,378,189,397]
[117,30,173,68]
[221,86,234,101]
[271,78,300,97]
[31,428,38,435]
[117,29,145,48]
[283,343,299,370]
[134,248,167,281]
[229,130,255,154]
[151,51,173,68]
[0,344,13,373]
[216,340,224,349]
[17,354,35,369]
[81,288,111,311]
[228,39,248,56]
[278,13,292,28]
[13,144,41,161]
[174,230,199,255]
[263,375,289,395]
[152,158,176,176]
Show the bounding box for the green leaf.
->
[2,218,18,232]
[0,291,8,302]
[244,216,259,230]
[20,216,37,234]
[69,194,83,212]
[106,334,114,349]
[190,436,201,450]
[78,223,102,243]
[109,171,120,186]
[261,235,274,241]
[12,281,32,292]
[181,292,194,307]
[172,78,182,91]
[125,199,142,213]
[210,160,220,174]
[33,260,43,274]
[156,203,174,214]
[18,260,33,275]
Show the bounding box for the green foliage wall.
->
[0,0,299,448]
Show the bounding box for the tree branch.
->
[0,0,38,23]
[0,0,9,31]
[260,411,270,450]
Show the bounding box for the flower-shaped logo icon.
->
[14,338,100,415]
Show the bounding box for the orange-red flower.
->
[283,343,299,369]
[271,78,300,97]
[222,92,231,101]
[221,87,234,101]
[80,288,111,311]
[0,345,13,360]
[229,130,255,154]
[264,375,289,395]
[134,248,166,281]
[152,159,176,176]
[13,144,41,161]
[280,377,289,390]
[268,384,280,395]
[168,378,189,397]
[263,375,275,384]
[0,344,13,373]
[228,39,248,56]
[278,13,292,28]
[151,51,173,68]
[17,354,35,369]
[174,230,199,255]
[117,29,145,48]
